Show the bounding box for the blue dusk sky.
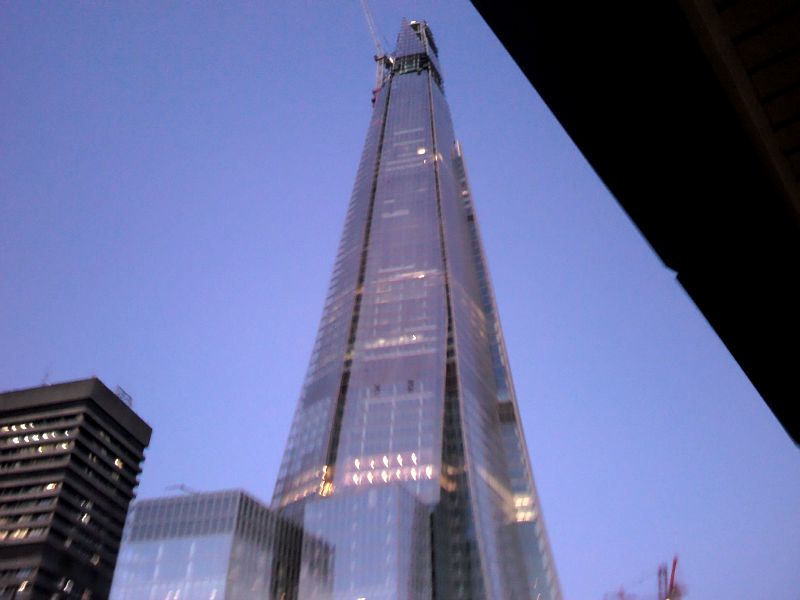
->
[1,2,797,599]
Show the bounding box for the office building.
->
[109,490,327,600]
[272,20,561,600]
[0,378,151,599]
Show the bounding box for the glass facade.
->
[299,486,430,600]
[272,20,561,600]
[110,490,313,600]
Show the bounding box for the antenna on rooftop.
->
[359,0,394,102]
[114,385,133,407]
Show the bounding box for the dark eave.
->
[470,0,800,444]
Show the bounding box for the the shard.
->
[272,20,561,600]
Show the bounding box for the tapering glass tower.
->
[273,20,561,600]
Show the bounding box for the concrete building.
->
[0,378,151,599]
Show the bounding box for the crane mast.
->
[359,0,393,100]
[658,556,682,600]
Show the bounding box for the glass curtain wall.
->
[110,491,305,600]
[271,20,562,600]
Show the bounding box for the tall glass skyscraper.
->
[273,20,561,600]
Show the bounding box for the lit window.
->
[114,458,123,469]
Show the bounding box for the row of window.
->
[0,414,79,436]
[0,526,47,541]
[0,566,34,580]
[0,482,60,497]
[1,440,73,458]
[0,456,70,473]
[0,428,76,448]
[0,512,50,527]
[0,497,56,513]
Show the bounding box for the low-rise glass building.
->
[110,490,322,600]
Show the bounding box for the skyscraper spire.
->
[272,20,561,600]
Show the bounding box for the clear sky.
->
[1,2,797,599]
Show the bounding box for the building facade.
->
[0,378,151,599]
[109,490,326,600]
[273,21,561,600]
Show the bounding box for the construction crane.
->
[658,556,684,600]
[359,0,394,102]
[603,555,685,600]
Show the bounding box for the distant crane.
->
[658,556,684,600]
[602,587,637,600]
[359,0,394,102]
[603,555,685,600]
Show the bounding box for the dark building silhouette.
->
[272,21,560,600]
[0,378,151,599]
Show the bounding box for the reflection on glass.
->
[110,490,311,600]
